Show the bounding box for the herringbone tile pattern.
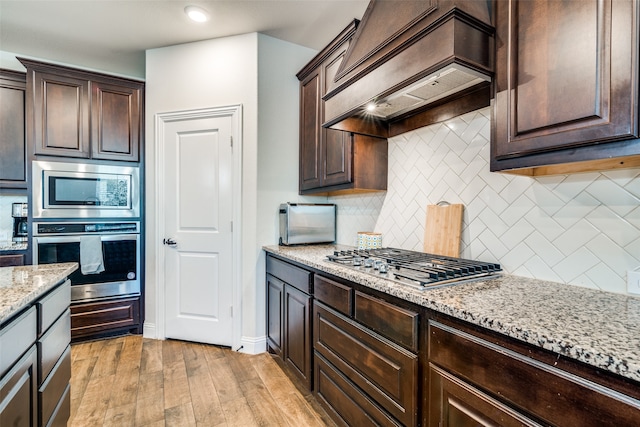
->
[330,107,640,294]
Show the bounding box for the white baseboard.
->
[238,335,267,354]
[142,322,158,339]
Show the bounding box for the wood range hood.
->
[323,0,495,138]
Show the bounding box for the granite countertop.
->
[264,244,640,383]
[0,262,78,324]
[0,241,28,251]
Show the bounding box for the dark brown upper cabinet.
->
[491,0,640,175]
[0,69,27,189]
[297,20,388,195]
[91,80,141,161]
[19,58,143,162]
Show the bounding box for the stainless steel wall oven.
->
[33,221,140,302]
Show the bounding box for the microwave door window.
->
[51,177,100,205]
[49,176,130,207]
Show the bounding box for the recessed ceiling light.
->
[185,5,209,23]
[366,102,377,112]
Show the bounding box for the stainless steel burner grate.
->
[326,248,501,289]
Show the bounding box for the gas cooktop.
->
[326,248,502,289]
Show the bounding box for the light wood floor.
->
[69,335,335,426]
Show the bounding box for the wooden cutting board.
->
[423,203,463,257]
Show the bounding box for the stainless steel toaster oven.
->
[279,203,336,245]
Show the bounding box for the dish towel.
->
[80,235,105,275]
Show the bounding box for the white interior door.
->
[160,109,237,346]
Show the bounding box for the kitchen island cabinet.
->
[0,69,27,190]
[264,245,640,427]
[0,263,76,427]
[297,20,388,195]
[492,0,640,175]
[19,57,143,162]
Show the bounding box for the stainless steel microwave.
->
[32,160,140,219]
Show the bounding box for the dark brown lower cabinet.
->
[427,318,640,427]
[315,353,402,427]
[266,254,640,427]
[70,296,140,341]
[0,254,25,267]
[314,302,418,427]
[0,346,37,427]
[265,255,313,389]
[284,284,312,386]
[266,274,284,357]
[429,364,539,427]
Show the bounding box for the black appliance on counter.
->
[11,203,28,243]
[326,248,501,289]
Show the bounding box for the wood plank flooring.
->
[69,335,335,426]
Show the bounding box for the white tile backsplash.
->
[329,106,640,295]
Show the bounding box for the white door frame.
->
[154,105,243,351]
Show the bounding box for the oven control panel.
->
[34,222,140,235]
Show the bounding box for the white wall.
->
[330,107,640,295]
[255,34,321,342]
[145,33,317,352]
[0,51,25,71]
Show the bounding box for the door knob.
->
[163,238,177,246]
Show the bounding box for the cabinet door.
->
[91,80,141,161]
[320,42,352,188]
[323,129,352,187]
[429,365,539,427]
[0,346,37,427]
[299,71,322,191]
[0,70,26,189]
[266,274,284,356]
[32,71,90,158]
[284,284,312,389]
[492,0,638,167]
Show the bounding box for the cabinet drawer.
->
[314,303,418,426]
[46,383,70,427]
[355,291,419,352]
[38,280,71,335]
[0,254,24,267]
[314,275,352,316]
[39,345,70,426]
[0,306,37,377]
[429,364,540,427]
[429,320,640,427]
[70,297,140,339]
[315,353,401,427]
[38,309,71,385]
[266,256,311,293]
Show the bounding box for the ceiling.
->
[0,0,369,78]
